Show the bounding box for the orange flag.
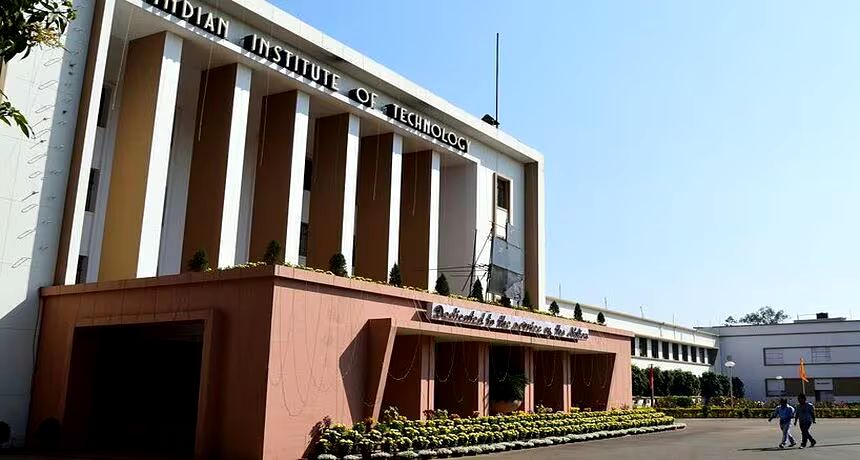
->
[799,357,809,382]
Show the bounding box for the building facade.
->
[549,297,720,376]
[702,315,860,403]
[0,0,634,457]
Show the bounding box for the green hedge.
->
[661,406,860,418]
[315,408,677,458]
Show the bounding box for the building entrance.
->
[62,321,204,456]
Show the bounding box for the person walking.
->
[794,393,817,449]
[768,398,796,448]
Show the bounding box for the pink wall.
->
[33,266,633,459]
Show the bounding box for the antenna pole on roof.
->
[495,32,500,124]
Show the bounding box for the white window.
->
[495,176,511,239]
[766,378,786,397]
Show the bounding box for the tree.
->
[187,249,209,272]
[522,290,533,310]
[699,372,724,402]
[469,279,484,302]
[1,0,76,136]
[388,263,402,286]
[573,303,583,321]
[328,253,347,277]
[631,365,649,396]
[500,296,511,308]
[549,300,560,316]
[653,368,671,396]
[731,376,745,398]
[261,240,282,265]
[725,306,788,325]
[434,274,450,296]
[717,374,730,397]
[668,369,700,396]
[596,312,606,325]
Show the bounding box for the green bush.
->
[329,253,348,277]
[388,263,402,287]
[187,249,209,272]
[469,280,484,302]
[434,274,450,296]
[315,407,677,457]
[261,240,283,265]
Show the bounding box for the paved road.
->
[493,419,860,460]
[2,419,859,459]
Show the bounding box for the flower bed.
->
[314,407,682,459]
[660,406,860,418]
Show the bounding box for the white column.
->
[387,134,404,272]
[137,32,183,276]
[283,91,310,265]
[339,113,361,274]
[217,63,252,267]
[60,0,117,284]
[427,151,441,288]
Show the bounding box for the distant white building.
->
[701,313,860,403]
[548,297,719,376]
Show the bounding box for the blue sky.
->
[278,0,860,326]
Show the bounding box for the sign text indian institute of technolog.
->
[145,0,470,153]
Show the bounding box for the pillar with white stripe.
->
[306,113,360,273]
[354,133,403,281]
[98,31,182,281]
[398,150,441,289]
[181,63,252,269]
[248,90,310,264]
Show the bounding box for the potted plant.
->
[489,372,527,414]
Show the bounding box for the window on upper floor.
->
[85,168,100,212]
[495,176,511,240]
[304,158,313,191]
[682,345,689,361]
[75,255,89,284]
[630,337,636,356]
[651,339,659,359]
[662,341,669,360]
[299,222,309,257]
[638,337,648,357]
[97,85,112,128]
[700,348,706,363]
[672,343,679,360]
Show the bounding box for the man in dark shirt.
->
[794,393,817,448]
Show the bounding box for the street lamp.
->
[725,361,736,408]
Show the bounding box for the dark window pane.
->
[299,222,309,258]
[496,177,509,210]
[662,342,669,359]
[85,168,100,212]
[75,255,89,284]
[651,339,659,358]
[304,158,313,191]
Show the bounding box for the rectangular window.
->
[764,349,785,365]
[299,222,309,258]
[766,378,786,397]
[662,341,670,360]
[496,176,510,211]
[75,255,89,284]
[303,158,313,191]
[97,85,112,128]
[700,348,706,363]
[811,347,832,363]
[630,338,636,356]
[691,347,698,363]
[672,343,679,360]
[85,168,100,212]
[708,349,718,365]
[682,345,689,361]
[639,337,648,357]
[651,339,659,359]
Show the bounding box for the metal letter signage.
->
[427,303,589,342]
[144,0,230,39]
